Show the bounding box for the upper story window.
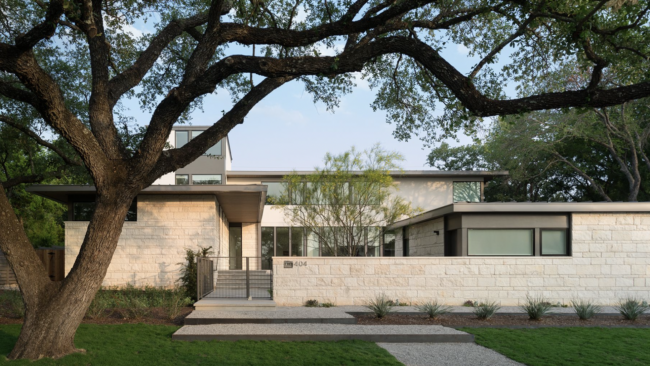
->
[453,181,481,202]
[263,181,285,204]
[174,130,222,156]
[192,174,222,185]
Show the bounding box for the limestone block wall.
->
[65,195,223,287]
[408,218,444,256]
[273,213,650,306]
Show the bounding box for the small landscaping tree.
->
[274,145,418,256]
[177,246,212,301]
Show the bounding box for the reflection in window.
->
[263,182,286,204]
[291,227,304,256]
[192,174,222,185]
[73,199,137,221]
[261,227,274,269]
[306,229,319,257]
[383,230,395,257]
[468,229,534,256]
[542,230,567,255]
[367,227,381,257]
[175,131,188,148]
[453,182,481,202]
[176,174,189,185]
[276,227,290,256]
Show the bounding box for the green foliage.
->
[275,145,419,256]
[161,288,193,321]
[365,293,394,319]
[304,299,319,307]
[86,289,115,319]
[320,301,336,308]
[0,324,404,365]
[570,300,601,320]
[0,291,24,318]
[521,295,553,320]
[417,300,451,319]
[473,301,500,320]
[177,247,213,301]
[616,298,649,321]
[465,327,650,366]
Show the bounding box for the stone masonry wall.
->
[65,195,222,287]
[408,218,444,256]
[273,213,650,306]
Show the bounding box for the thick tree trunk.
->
[0,184,135,360]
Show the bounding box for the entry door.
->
[229,225,242,269]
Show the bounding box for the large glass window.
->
[263,182,286,204]
[468,229,534,256]
[229,226,242,269]
[261,227,274,269]
[306,229,319,256]
[542,229,567,255]
[383,230,395,257]
[73,199,137,221]
[453,182,481,202]
[276,227,290,256]
[367,227,381,257]
[175,131,188,148]
[291,227,304,256]
[175,174,189,185]
[192,174,222,185]
[321,228,336,256]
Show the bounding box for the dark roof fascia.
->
[386,202,650,230]
[227,170,509,179]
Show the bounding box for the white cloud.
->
[457,44,470,55]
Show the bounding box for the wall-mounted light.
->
[433,230,440,235]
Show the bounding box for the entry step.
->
[185,307,356,325]
[194,298,277,311]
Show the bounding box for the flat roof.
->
[26,184,267,223]
[227,170,509,180]
[387,201,650,230]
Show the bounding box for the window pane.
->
[175,131,188,148]
[367,227,381,257]
[383,231,396,257]
[192,174,222,185]
[453,182,481,202]
[263,182,286,204]
[261,227,274,269]
[306,229,319,257]
[229,227,242,269]
[73,202,95,221]
[191,130,203,139]
[321,228,336,256]
[468,229,534,256]
[290,182,304,205]
[176,174,189,185]
[542,230,567,255]
[276,227,290,256]
[206,140,222,156]
[291,227,303,256]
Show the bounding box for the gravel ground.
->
[186,307,355,319]
[378,343,524,366]
[174,323,467,335]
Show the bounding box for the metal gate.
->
[197,257,273,300]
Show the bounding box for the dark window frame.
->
[466,228,535,257]
[72,197,138,222]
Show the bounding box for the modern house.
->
[26,126,650,306]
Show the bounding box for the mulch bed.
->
[0,307,194,326]
[354,313,650,328]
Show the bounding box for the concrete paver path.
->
[378,343,524,366]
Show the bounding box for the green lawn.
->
[464,327,650,366]
[0,324,402,366]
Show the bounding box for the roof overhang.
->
[227,170,509,181]
[25,184,267,223]
[387,201,650,230]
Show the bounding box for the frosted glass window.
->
[175,131,188,148]
[453,182,481,202]
[468,229,533,256]
[306,229,319,257]
[542,230,567,255]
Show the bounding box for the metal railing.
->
[197,256,273,300]
[196,257,214,301]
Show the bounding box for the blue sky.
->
[121,18,515,171]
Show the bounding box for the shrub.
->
[417,300,451,319]
[161,288,192,320]
[304,299,319,307]
[521,295,552,320]
[463,300,476,307]
[86,289,114,319]
[571,299,601,320]
[121,296,150,319]
[320,301,336,308]
[0,291,25,318]
[177,246,213,301]
[366,293,394,319]
[473,301,500,320]
[616,298,649,321]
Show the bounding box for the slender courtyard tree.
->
[2,0,650,359]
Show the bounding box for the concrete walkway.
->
[378,343,524,366]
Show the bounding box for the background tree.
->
[2,0,650,359]
[274,145,418,256]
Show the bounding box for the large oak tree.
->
[1,0,650,359]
